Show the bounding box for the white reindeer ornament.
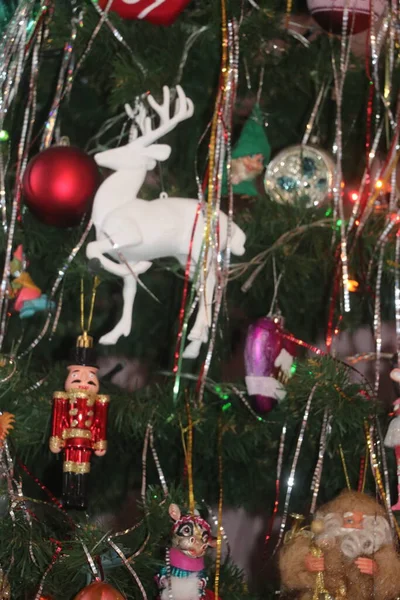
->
[86,86,246,359]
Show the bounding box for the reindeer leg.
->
[174,254,202,360]
[100,275,136,345]
[182,265,216,360]
[100,261,152,346]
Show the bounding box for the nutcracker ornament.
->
[49,332,109,509]
[155,503,217,600]
[384,358,400,511]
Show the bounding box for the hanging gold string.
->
[339,445,352,490]
[184,395,195,515]
[87,276,100,332]
[79,276,100,335]
[203,0,229,286]
[80,278,85,334]
[285,0,293,29]
[361,445,369,493]
[214,418,224,600]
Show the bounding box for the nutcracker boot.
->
[62,471,89,509]
[62,444,92,509]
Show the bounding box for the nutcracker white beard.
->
[314,512,392,560]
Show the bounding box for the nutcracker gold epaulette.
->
[97,394,110,404]
[49,435,63,452]
[93,440,107,451]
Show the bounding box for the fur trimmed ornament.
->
[279,490,400,600]
[244,316,297,414]
[306,0,385,35]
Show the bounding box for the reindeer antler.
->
[139,85,194,147]
[94,86,193,172]
[125,101,151,141]
[147,86,172,127]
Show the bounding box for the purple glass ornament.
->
[244,316,296,414]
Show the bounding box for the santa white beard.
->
[314,513,392,560]
[231,157,258,184]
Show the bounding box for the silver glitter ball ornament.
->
[264,145,335,208]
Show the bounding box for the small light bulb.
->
[347,279,359,292]
[375,179,383,190]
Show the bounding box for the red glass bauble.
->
[98,0,191,25]
[307,0,385,34]
[74,581,125,600]
[22,146,100,228]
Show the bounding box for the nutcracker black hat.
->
[69,332,98,368]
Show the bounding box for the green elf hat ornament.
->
[222,104,271,197]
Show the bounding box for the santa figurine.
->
[279,490,400,600]
[49,332,109,509]
[384,360,400,511]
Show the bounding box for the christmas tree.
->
[0,0,399,598]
